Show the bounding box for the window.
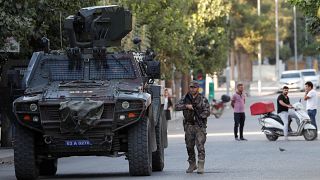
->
[281,73,300,79]
[301,71,316,76]
[89,59,136,80]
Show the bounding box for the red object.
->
[128,112,137,118]
[250,102,275,115]
[23,114,32,121]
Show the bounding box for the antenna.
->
[60,11,63,49]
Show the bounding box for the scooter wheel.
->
[303,129,317,141]
[214,113,221,119]
[266,134,278,141]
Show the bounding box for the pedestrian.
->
[304,81,318,130]
[164,88,173,120]
[231,83,247,141]
[277,86,292,140]
[175,80,210,174]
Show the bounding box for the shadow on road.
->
[43,172,129,179]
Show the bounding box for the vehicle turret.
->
[64,5,132,48]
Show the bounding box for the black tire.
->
[266,134,278,141]
[39,159,58,176]
[214,113,222,119]
[14,124,39,180]
[0,112,13,147]
[128,117,152,176]
[152,110,165,171]
[303,129,317,141]
[162,110,168,148]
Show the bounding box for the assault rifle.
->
[185,94,204,128]
[192,104,204,128]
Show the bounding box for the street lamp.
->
[257,0,262,95]
[275,0,280,80]
[294,6,298,70]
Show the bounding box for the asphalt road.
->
[1,91,320,180]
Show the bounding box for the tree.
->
[229,0,270,90]
[189,0,231,75]
[0,0,99,55]
[288,0,320,35]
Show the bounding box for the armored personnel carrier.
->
[12,5,167,179]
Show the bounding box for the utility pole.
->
[257,0,262,95]
[293,6,298,70]
[275,0,280,80]
[60,11,63,50]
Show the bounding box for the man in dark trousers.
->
[175,81,210,174]
[304,81,318,129]
[277,86,292,140]
[231,83,247,141]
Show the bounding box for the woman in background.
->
[164,88,173,120]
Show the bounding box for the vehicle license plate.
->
[65,140,92,146]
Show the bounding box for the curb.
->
[0,148,14,164]
[0,156,13,164]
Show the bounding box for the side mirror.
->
[299,98,301,103]
[145,60,160,79]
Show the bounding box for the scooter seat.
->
[267,113,284,125]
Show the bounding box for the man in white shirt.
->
[304,81,318,130]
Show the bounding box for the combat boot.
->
[186,161,197,173]
[197,160,205,174]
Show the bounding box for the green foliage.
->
[288,0,320,57]
[288,0,320,35]
[230,0,274,58]
[121,0,231,77]
[0,0,99,55]
[1,0,231,78]
[189,0,231,75]
[302,42,320,56]
[279,44,292,61]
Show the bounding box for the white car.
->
[279,70,304,91]
[300,69,319,89]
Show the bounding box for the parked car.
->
[279,70,304,92]
[300,69,319,89]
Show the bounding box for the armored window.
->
[43,59,84,81]
[89,59,136,80]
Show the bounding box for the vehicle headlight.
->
[33,116,39,122]
[122,101,130,109]
[30,103,38,112]
[119,115,126,120]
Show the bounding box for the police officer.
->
[175,81,210,174]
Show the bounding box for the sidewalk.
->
[0,148,13,164]
[215,81,278,97]
[0,127,13,164]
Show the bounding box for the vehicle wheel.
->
[39,159,58,176]
[14,124,39,180]
[303,129,317,141]
[266,134,278,141]
[152,109,165,171]
[162,110,168,148]
[214,113,222,119]
[0,112,13,147]
[128,117,152,176]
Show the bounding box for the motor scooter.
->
[250,101,317,141]
[210,95,230,118]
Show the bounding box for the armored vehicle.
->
[12,5,167,179]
